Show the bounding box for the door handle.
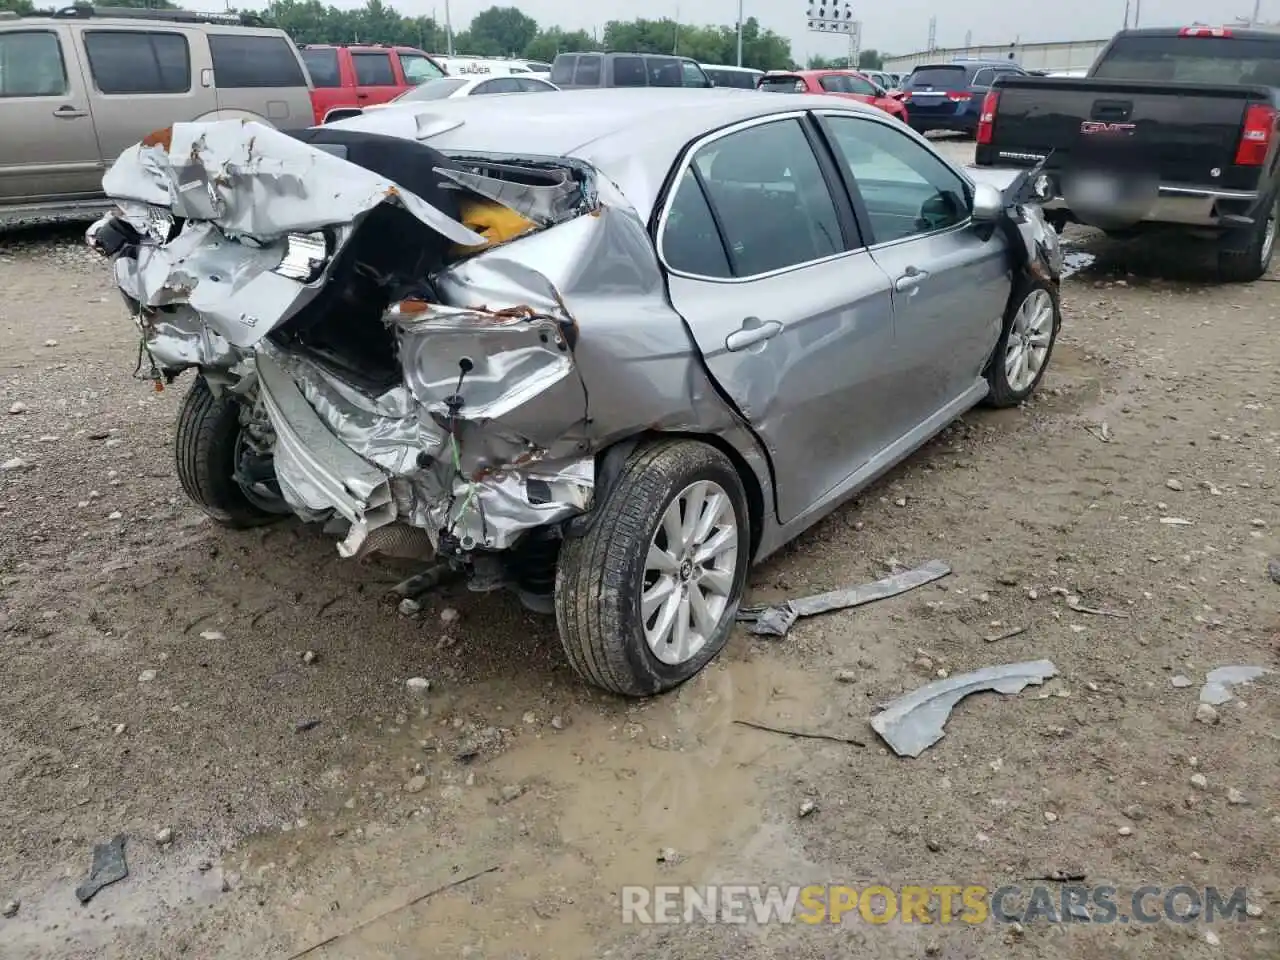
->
[356,92,370,99]
[725,317,781,351]
[53,105,88,119]
[894,267,930,293]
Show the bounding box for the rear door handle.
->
[725,317,781,351]
[895,268,930,293]
[53,105,88,118]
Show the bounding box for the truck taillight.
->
[1179,26,1233,37]
[977,90,1000,144]
[1235,104,1276,165]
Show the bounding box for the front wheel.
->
[555,439,750,697]
[983,276,1060,407]
[175,375,287,528]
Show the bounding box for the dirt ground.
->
[1,146,1278,959]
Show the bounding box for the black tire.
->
[983,275,1061,408]
[554,439,751,697]
[1218,192,1278,283]
[175,375,281,528]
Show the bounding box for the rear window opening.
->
[1092,35,1280,85]
[759,75,805,93]
[907,65,969,88]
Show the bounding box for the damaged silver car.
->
[86,89,1062,696]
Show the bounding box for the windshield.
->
[399,53,445,83]
[759,75,805,93]
[1092,35,1280,85]
[393,78,468,102]
[906,65,969,89]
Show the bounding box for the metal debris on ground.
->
[984,626,1027,643]
[870,660,1059,758]
[732,719,866,747]
[1198,666,1274,706]
[1268,558,1280,585]
[75,834,128,904]
[1066,597,1129,618]
[737,560,952,638]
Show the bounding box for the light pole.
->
[736,0,743,66]
[444,0,454,55]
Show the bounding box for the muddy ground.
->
[1,146,1278,959]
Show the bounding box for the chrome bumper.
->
[255,351,396,557]
[1043,184,1260,228]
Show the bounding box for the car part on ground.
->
[871,660,1060,757]
[88,92,1062,696]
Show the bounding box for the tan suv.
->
[0,4,313,223]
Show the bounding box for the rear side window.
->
[846,75,877,95]
[209,35,305,88]
[352,52,395,86]
[613,55,646,86]
[301,48,340,87]
[84,31,189,95]
[550,55,576,85]
[906,65,968,88]
[1093,35,1280,85]
[662,168,732,278]
[0,30,68,97]
[573,54,601,85]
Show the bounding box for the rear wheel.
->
[1218,192,1278,283]
[175,375,286,528]
[555,439,750,697]
[983,276,1060,407]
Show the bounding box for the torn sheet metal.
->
[103,120,483,246]
[737,560,952,637]
[435,163,581,226]
[871,660,1059,758]
[1199,665,1274,706]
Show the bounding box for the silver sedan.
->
[89,88,1062,696]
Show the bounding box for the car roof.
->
[13,14,286,35]
[341,87,884,219]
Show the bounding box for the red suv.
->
[299,44,446,124]
[757,70,909,123]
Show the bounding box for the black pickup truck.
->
[975,26,1280,281]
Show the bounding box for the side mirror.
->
[971,182,1004,221]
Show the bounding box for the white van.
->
[433,56,531,77]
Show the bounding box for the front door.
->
[817,111,1009,433]
[659,114,897,523]
[0,25,102,203]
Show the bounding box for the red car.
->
[298,44,447,125]
[757,70,909,123]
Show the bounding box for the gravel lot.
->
[1,145,1278,960]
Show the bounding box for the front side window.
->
[209,35,305,87]
[0,31,67,97]
[681,60,710,87]
[398,52,444,83]
[819,75,848,93]
[845,75,877,95]
[682,118,845,277]
[972,68,994,87]
[352,52,395,86]
[823,114,970,243]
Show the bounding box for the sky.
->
[193,0,1274,62]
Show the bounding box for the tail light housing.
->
[947,91,971,102]
[1179,26,1232,37]
[977,90,1000,144]
[1235,103,1276,165]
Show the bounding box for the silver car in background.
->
[87,89,1062,696]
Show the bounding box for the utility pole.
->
[736,0,743,66]
[673,3,679,54]
[927,16,937,52]
[444,0,454,55]
[1134,0,1141,27]
[1250,0,1262,25]
[1123,0,1130,28]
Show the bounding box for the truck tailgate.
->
[982,77,1263,191]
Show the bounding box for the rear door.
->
[0,24,102,202]
[817,111,1008,434]
[207,32,311,131]
[76,25,216,170]
[300,47,346,123]
[658,113,898,522]
[904,64,972,122]
[350,50,400,107]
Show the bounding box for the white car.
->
[323,75,559,123]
